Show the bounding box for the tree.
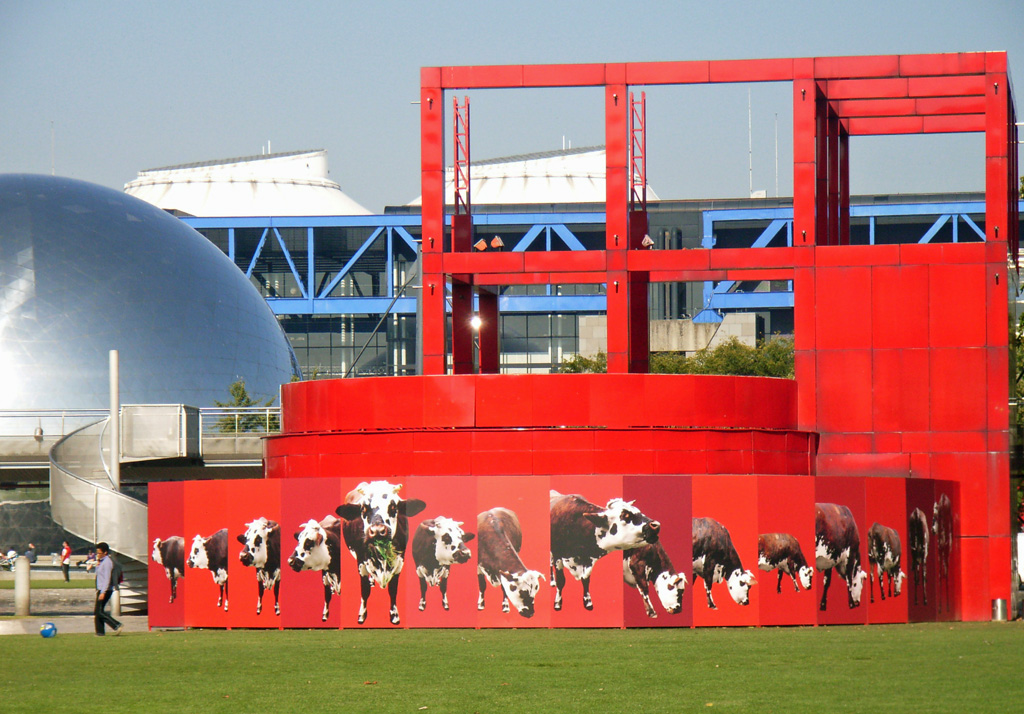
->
[557,351,607,373]
[213,379,279,433]
[649,336,795,378]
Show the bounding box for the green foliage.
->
[213,379,278,433]
[650,336,795,378]
[557,351,607,373]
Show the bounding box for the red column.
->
[838,124,850,246]
[478,290,499,374]
[420,70,446,375]
[605,81,630,373]
[450,279,474,374]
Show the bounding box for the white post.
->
[14,556,30,616]
[109,350,120,492]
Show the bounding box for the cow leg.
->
[637,585,657,618]
[418,576,428,611]
[581,575,593,610]
[357,575,371,624]
[388,574,401,625]
[257,579,265,615]
[440,577,450,611]
[820,569,832,611]
[477,573,486,611]
[322,578,333,622]
[273,579,280,616]
[703,579,716,610]
[776,569,784,594]
[553,563,566,611]
[169,573,176,604]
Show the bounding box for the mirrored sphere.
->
[0,174,299,412]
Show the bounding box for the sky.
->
[1,1,1022,213]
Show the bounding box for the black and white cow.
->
[187,528,229,611]
[151,536,185,604]
[908,507,929,606]
[477,507,544,617]
[411,516,475,612]
[814,503,867,611]
[623,542,687,618]
[335,480,426,625]
[757,532,814,593]
[237,517,281,616]
[867,522,905,603]
[550,491,661,612]
[692,517,755,609]
[933,494,952,612]
[288,515,342,621]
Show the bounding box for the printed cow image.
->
[866,522,904,603]
[335,480,426,625]
[237,517,281,616]
[411,516,475,612]
[187,528,229,611]
[152,536,185,604]
[692,517,755,609]
[288,515,342,621]
[549,491,660,612]
[477,507,544,617]
[908,508,929,606]
[757,533,813,593]
[815,503,867,611]
[623,542,686,618]
[933,494,953,612]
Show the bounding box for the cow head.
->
[653,571,687,614]
[289,519,332,572]
[894,570,906,596]
[848,567,868,607]
[499,569,544,618]
[726,568,756,605]
[187,534,209,569]
[585,498,660,552]
[238,517,274,569]
[152,538,165,565]
[428,517,475,566]
[335,481,426,543]
[798,565,814,590]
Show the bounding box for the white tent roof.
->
[407,146,659,206]
[124,149,371,217]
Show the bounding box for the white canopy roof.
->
[124,149,371,217]
[407,146,659,206]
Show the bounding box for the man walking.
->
[94,542,122,636]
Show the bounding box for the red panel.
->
[443,251,525,275]
[279,478,345,629]
[929,348,987,432]
[521,63,607,87]
[872,264,929,349]
[708,58,795,83]
[654,449,708,474]
[816,349,873,433]
[830,98,917,118]
[934,480,962,620]
[402,476,480,628]
[864,478,909,624]
[758,475,817,626]
[422,376,476,428]
[591,374,647,428]
[228,480,282,629]
[532,375,591,427]
[916,95,986,116]
[957,537,988,621]
[629,249,712,272]
[476,374,532,428]
[476,475,551,627]
[827,77,909,100]
[931,452,987,537]
[441,65,524,89]
[847,116,924,135]
[623,475,693,628]
[815,266,871,348]
[815,478,868,625]
[898,53,987,77]
[184,480,236,629]
[907,75,986,98]
[148,481,185,629]
[692,476,759,627]
[815,55,900,79]
[625,60,709,86]
[471,446,534,476]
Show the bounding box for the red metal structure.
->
[207,53,1018,627]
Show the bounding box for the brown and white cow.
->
[237,517,281,616]
[287,515,342,621]
[814,503,867,611]
[335,481,426,625]
[866,522,905,603]
[187,528,229,611]
[623,542,686,618]
[550,491,660,612]
[693,517,755,609]
[933,494,952,612]
[151,536,185,604]
[411,516,475,612]
[908,507,929,606]
[477,507,544,617]
[757,532,813,593]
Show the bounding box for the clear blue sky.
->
[1,1,1021,212]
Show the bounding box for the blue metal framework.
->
[183,200,1020,321]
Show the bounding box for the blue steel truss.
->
[183,200,1018,320]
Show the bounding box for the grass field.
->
[0,622,1021,713]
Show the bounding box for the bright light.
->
[470,315,482,330]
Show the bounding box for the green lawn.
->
[0,623,1020,713]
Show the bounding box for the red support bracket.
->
[630,91,647,214]
[453,96,471,216]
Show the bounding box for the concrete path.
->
[0,587,151,635]
[0,615,149,636]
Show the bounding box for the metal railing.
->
[198,407,281,438]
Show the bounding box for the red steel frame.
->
[416,53,1019,620]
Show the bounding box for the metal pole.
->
[14,556,30,615]
[109,350,119,492]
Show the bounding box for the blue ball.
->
[39,622,57,638]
